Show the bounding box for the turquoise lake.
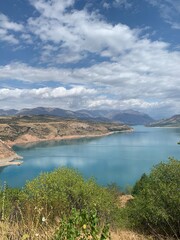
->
[0,126,180,189]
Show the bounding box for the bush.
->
[132,173,148,195]
[20,168,119,225]
[0,182,21,221]
[0,168,121,239]
[127,158,180,238]
[54,208,110,240]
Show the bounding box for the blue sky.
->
[0,0,179,118]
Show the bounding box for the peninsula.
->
[0,115,132,167]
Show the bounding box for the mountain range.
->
[148,115,180,127]
[0,107,154,125]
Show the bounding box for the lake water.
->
[0,126,180,189]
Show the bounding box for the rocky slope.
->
[0,115,132,166]
[0,140,22,167]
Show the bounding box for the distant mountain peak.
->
[0,107,155,125]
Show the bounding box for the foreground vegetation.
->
[129,158,180,239]
[0,158,179,239]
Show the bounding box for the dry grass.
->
[111,230,153,240]
[0,195,147,240]
[118,195,134,208]
[0,220,155,240]
[0,220,56,240]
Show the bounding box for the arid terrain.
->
[0,139,22,167]
[0,115,132,167]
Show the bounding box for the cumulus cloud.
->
[1,40,180,101]
[0,88,22,100]
[0,86,97,110]
[0,86,170,116]
[0,86,96,100]
[27,0,138,63]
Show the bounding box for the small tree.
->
[127,158,180,238]
[132,173,148,195]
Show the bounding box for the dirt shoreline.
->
[0,156,23,167]
[9,129,133,146]
[0,129,133,167]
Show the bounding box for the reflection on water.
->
[13,137,98,151]
[0,126,180,189]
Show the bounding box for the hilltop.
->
[0,115,132,166]
[148,114,180,127]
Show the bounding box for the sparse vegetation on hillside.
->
[0,115,131,143]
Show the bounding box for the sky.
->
[0,0,180,118]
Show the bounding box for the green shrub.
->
[132,173,148,195]
[127,158,180,238]
[53,208,110,240]
[107,183,122,198]
[20,168,119,225]
[0,182,21,221]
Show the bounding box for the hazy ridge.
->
[148,114,180,127]
[0,107,154,125]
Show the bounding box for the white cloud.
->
[0,86,96,100]
[88,99,119,108]
[0,48,180,115]
[27,0,138,63]
[29,0,75,17]
[0,13,24,31]
[20,33,33,44]
[0,86,97,110]
[30,86,96,98]
[0,86,169,115]
[0,29,19,44]
[0,13,24,44]
[102,2,110,9]
[87,98,161,110]
[0,62,73,82]
[0,88,22,100]
[1,36,180,102]
[147,0,180,29]
[113,0,132,9]
[102,0,132,9]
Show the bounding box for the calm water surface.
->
[0,126,180,188]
